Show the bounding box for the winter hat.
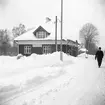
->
[99,47,101,49]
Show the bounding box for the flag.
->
[45,17,51,23]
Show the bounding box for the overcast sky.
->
[0,0,105,48]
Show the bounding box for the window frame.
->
[24,46,32,54]
[36,31,47,38]
[43,45,51,54]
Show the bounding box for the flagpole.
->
[55,16,57,51]
[60,0,63,61]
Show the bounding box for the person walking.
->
[95,47,104,68]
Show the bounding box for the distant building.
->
[14,25,79,57]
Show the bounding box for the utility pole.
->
[55,16,58,51]
[60,0,63,61]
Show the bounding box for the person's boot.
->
[99,64,101,68]
[98,63,100,68]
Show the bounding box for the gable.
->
[33,26,50,38]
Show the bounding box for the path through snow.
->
[1,55,105,105]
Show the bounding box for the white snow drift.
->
[0,52,105,105]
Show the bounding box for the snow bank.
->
[0,52,77,103]
[0,52,75,72]
[0,52,75,86]
[0,52,100,104]
[79,48,88,52]
[78,52,95,59]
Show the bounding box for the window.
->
[43,45,51,54]
[24,46,31,54]
[36,31,46,38]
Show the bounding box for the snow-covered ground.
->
[0,52,105,105]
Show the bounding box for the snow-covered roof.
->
[79,48,88,52]
[14,23,67,41]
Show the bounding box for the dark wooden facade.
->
[18,44,78,57]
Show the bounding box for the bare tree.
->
[79,23,99,54]
[0,29,11,55]
[12,23,26,38]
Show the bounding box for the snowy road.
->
[1,54,105,105]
